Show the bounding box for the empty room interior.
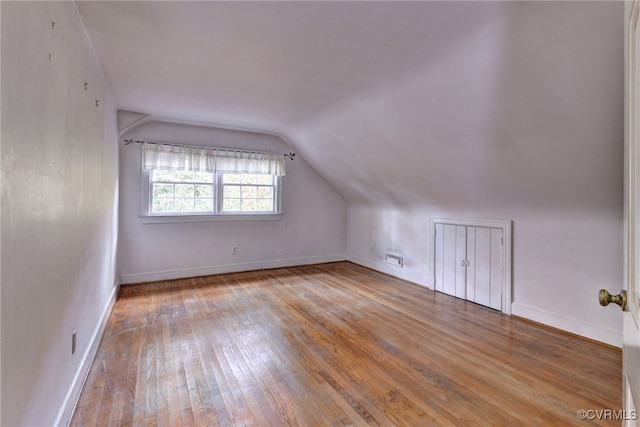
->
[1,1,635,426]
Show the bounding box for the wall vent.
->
[384,252,403,268]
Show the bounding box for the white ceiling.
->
[76,1,623,210]
[77,1,493,129]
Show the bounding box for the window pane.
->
[241,186,257,198]
[175,198,195,212]
[257,199,273,211]
[223,174,241,184]
[152,198,174,213]
[257,187,272,199]
[175,184,194,198]
[224,199,241,211]
[223,186,241,198]
[174,171,195,182]
[153,183,174,198]
[255,175,273,185]
[194,198,213,212]
[241,199,257,211]
[195,185,212,198]
[240,174,258,184]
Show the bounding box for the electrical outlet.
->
[369,242,375,252]
[72,331,77,355]
[232,246,238,254]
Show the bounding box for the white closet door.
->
[431,217,511,314]
[433,222,504,311]
[435,223,461,297]
[469,227,503,310]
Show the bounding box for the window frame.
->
[140,168,282,223]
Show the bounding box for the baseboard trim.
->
[347,256,431,289]
[511,302,622,348]
[55,280,121,427]
[119,254,347,284]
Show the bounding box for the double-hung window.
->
[142,143,284,219]
[221,173,277,213]
[150,170,215,215]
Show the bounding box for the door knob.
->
[599,289,628,311]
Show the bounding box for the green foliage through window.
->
[221,174,275,213]
[149,170,277,215]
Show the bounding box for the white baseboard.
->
[347,255,431,289]
[119,254,347,284]
[511,302,622,348]
[54,280,121,427]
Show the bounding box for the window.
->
[140,142,285,220]
[222,174,276,213]
[146,169,280,217]
[151,170,214,215]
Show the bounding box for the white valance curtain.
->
[142,143,286,176]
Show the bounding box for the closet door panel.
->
[442,224,458,297]
[454,225,467,299]
[474,227,492,307]
[490,228,504,310]
[434,223,445,293]
[465,226,476,302]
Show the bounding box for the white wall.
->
[119,119,347,283]
[320,2,625,346]
[1,2,119,426]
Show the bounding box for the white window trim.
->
[140,168,282,223]
[140,213,283,224]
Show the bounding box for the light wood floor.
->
[71,262,621,426]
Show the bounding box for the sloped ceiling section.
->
[76,1,623,212]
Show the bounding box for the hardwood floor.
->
[71,262,621,426]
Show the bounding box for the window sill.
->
[140,213,282,224]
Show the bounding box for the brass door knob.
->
[599,289,628,311]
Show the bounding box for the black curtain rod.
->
[123,139,295,161]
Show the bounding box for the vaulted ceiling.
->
[76,1,623,211]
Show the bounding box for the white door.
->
[467,226,503,311]
[624,1,640,423]
[434,223,466,298]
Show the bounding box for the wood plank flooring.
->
[71,262,622,426]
